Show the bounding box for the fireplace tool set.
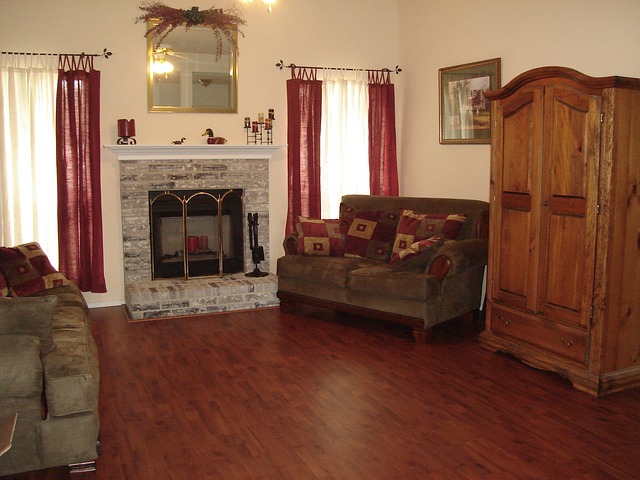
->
[246,212,268,277]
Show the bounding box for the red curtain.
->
[56,55,106,292]
[285,69,323,234]
[368,70,399,196]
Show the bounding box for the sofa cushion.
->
[44,303,99,416]
[347,266,442,301]
[0,335,43,397]
[277,255,382,289]
[339,204,400,260]
[0,296,58,353]
[389,236,445,271]
[295,217,345,256]
[0,242,69,296]
[391,210,466,256]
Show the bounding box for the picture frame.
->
[439,58,501,144]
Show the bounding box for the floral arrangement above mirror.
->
[136,2,246,59]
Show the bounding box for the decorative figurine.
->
[172,137,186,144]
[202,128,227,144]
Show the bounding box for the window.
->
[0,54,59,265]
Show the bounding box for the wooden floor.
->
[4,305,640,480]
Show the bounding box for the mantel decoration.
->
[135,1,246,58]
[244,109,275,145]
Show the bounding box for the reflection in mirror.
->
[147,22,238,113]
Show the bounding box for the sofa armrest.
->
[283,233,299,255]
[428,239,488,278]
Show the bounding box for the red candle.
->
[117,119,136,137]
[117,119,128,137]
[187,236,199,253]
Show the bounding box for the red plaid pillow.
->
[340,206,400,260]
[295,217,345,256]
[0,242,69,296]
[392,209,466,255]
[389,235,445,271]
[0,273,8,297]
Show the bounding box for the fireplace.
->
[149,188,244,279]
[108,144,282,320]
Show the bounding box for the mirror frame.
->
[147,21,239,113]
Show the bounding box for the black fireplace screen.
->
[148,189,244,279]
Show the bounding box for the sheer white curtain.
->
[320,69,369,218]
[0,54,59,263]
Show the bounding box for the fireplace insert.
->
[148,189,244,279]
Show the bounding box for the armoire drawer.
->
[490,306,588,364]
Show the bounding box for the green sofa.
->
[0,282,101,476]
[277,195,489,342]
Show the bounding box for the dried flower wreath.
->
[136,2,246,58]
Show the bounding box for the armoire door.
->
[489,85,544,313]
[536,85,601,329]
[490,83,601,332]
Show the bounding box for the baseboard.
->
[87,300,125,309]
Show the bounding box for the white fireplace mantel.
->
[104,144,285,161]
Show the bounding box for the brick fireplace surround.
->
[107,145,283,320]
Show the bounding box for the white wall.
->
[3,0,640,308]
[397,0,640,202]
[0,0,399,307]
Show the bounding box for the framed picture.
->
[439,58,501,144]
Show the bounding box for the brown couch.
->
[0,281,100,476]
[277,195,489,342]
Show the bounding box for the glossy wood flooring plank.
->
[3,306,639,479]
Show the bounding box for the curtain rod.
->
[0,48,113,59]
[275,60,401,75]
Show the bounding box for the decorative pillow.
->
[0,295,58,353]
[0,273,8,297]
[391,209,467,255]
[340,207,400,260]
[295,216,345,256]
[389,235,445,271]
[0,242,69,297]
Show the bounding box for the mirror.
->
[147,21,238,113]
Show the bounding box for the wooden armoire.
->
[480,66,640,396]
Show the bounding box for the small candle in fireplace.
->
[187,236,199,253]
[199,236,208,251]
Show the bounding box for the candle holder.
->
[244,110,274,145]
[117,119,137,145]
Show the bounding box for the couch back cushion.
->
[295,217,345,256]
[391,209,466,255]
[389,235,445,271]
[341,195,489,241]
[339,204,400,260]
[0,295,58,353]
[0,242,69,296]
